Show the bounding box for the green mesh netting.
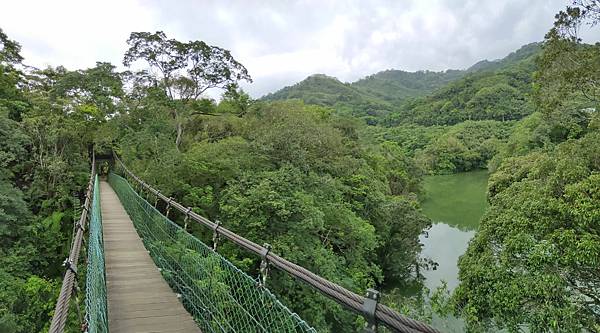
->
[108,173,316,333]
[85,175,109,333]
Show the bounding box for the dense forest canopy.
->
[452,2,600,331]
[0,1,599,332]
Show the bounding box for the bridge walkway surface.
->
[100,180,202,333]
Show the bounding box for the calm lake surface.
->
[420,170,489,330]
[420,169,489,290]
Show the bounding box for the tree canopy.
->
[452,1,600,331]
[0,2,599,331]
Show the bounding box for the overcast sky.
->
[1,0,598,98]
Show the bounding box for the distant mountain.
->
[262,74,394,124]
[388,43,541,126]
[262,42,542,125]
[466,42,541,72]
[351,69,465,105]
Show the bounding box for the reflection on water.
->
[420,169,489,291]
[421,170,489,232]
[419,170,489,331]
[420,223,475,291]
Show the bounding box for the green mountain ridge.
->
[261,73,395,124]
[262,42,542,125]
[466,42,541,72]
[351,69,465,104]
[390,42,540,126]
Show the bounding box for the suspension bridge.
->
[48,153,441,333]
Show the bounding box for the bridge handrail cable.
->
[49,152,96,333]
[113,152,440,333]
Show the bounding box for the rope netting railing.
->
[85,174,108,333]
[49,154,97,333]
[108,172,316,333]
[112,153,440,333]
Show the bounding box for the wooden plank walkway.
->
[100,180,202,333]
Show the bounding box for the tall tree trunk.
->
[172,107,183,150]
[175,120,183,150]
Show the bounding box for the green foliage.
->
[262,74,395,124]
[415,120,514,174]
[263,68,475,125]
[372,120,513,174]
[122,31,252,147]
[116,99,431,331]
[0,28,102,332]
[352,69,465,105]
[466,42,541,73]
[454,131,600,332]
[123,31,251,101]
[368,124,446,156]
[218,84,253,116]
[109,173,316,332]
[0,28,23,64]
[388,43,539,126]
[0,177,30,241]
[51,62,124,117]
[0,270,59,333]
[2,5,596,330]
[453,3,600,331]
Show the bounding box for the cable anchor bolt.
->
[184,207,192,230]
[166,197,173,218]
[63,258,78,276]
[212,220,222,251]
[361,288,380,333]
[258,243,272,287]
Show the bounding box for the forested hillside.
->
[452,4,600,332]
[262,74,395,123]
[0,1,598,332]
[263,43,540,127]
[361,43,540,175]
[262,69,467,124]
[350,69,465,104]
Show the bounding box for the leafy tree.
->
[465,83,529,121]
[534,2,600,126]
[0,29,28,121]
[217,84,252,116]
[453,2,600,331]
[123,31,252,148]
[0,28,98,332]
[51,62,124,118]
[116,99,432,331]
[379,120,513,174]
[0,28,23,64]
[455,132,600,332]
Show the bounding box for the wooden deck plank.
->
[100,180,201,333]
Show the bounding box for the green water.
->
[420,169,489,290]
[419,170,489,331]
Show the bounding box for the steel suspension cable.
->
[113,153,440,333]
[49,153,96,333]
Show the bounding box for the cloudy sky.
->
[1,0,598,97]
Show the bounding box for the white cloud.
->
[1,0,165,70]
[1,0,597,98]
